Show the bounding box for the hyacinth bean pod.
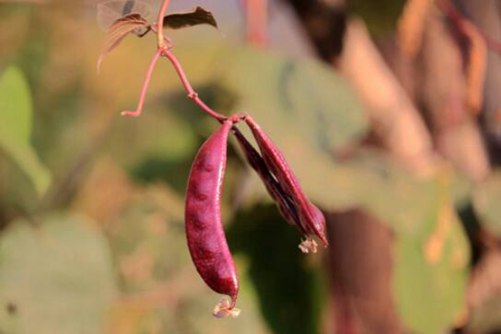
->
[232,126,305,232]
[185,120,240,318]
[244,116,328,248]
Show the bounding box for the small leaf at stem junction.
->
[163,6,218,30]
[97,13,150,72]
[96,0,154,31]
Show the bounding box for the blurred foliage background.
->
[0,0,500,333]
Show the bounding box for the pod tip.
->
[213,298,241,319]
[298,238,318,253]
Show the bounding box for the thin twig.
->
[244,0,268,46]
[161,50,227,122]
[121,48,163,117]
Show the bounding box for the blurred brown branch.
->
[340,19,437,175]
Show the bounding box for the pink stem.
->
[156,0,171,49]
[121,48,162,117]
[122,15,228,122]
[244,0,268,46]
[162,50,227,122]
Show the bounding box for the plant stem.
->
[121,48,163,117]
[121,48,226,121]
[122,2,227,122]
[244,0,268,46]
[156,0,171,49]
[162,50,227,122]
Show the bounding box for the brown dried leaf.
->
[162,6,218,30]
[96,0,154,31]
[97,13,149,72]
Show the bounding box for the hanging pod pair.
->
[184,115,328,317]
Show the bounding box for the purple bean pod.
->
[243,116,328,249]
[185,120,240,318]
[232,126,305,232]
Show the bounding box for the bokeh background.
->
[0,0,500,333]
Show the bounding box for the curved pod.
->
[185,120,239,316]
[244,116,328,247]
[232,127,302,230]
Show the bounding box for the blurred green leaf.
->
[220,46,367,152]
[0,66,51,195]
[105,110,197,192]
[0,214,118,334]
[341,149,441,235]
[393,201,469,333]
[473,170,501,238]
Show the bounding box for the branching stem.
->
[121,1,230,123]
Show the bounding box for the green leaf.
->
[0,215,118,334]
[393,202,469,333]
[220,46,367,152]
[104,110,198,193]
[473,170,501,238]
[341,150,442,235]
[0,66,51,195]
[0,67,31,141]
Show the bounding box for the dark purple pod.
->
[232,126,304,231]
[244,116,328,248]
[185,120,240,317]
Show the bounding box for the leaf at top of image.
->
[96,0,154,31]
[163,6,218,30]
[97,12,150,72]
